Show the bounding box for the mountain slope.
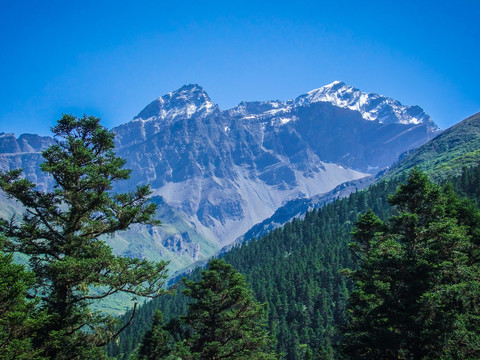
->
[386,111,480,180]
[0,133,55,191]
[231,175,375,247]
[232,111,480,252]
[109,83,438,263]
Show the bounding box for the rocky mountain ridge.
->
[0,82,441,275]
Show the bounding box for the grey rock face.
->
[0,133,55,191]
[0,82,440,273]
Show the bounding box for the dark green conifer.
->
[341,168,480,359]
[178,258,278,360]
[0,115,168,359]
[135,310,175,360]
[0,250,46,359]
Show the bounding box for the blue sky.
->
[1,0,479,135]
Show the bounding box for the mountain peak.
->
[296,81,438,129]
[324,80,346,89]
[169,84,210,101]
[134,84,217,122]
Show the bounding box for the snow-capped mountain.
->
[0,82,441,273]
[135,84,217,122]
[228,81,437,129]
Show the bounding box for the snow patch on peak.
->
[324,80,346,89]
[227,100,296,123]
[225,81,437,131]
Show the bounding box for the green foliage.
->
[131,310,176,360]
[341,168,480,359]
[111,178,401,359]
[132,260,278,360]
[0,115,169,359]
[112,159,480,359]
[176,259,278,360]
[448,162,480,208]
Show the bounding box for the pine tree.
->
[340,168,480,359]
[134,310,176,360]
[177,259,278,360]
[0,115,169,359]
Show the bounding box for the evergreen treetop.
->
[179,258,278,360]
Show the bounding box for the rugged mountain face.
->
[0,133,55,191]
[0,82,440,274]
[111,110,479,360]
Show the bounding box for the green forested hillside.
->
[109,177,404,359]
[112,163,480,359]
[387,112,480,180]
[110,113,480,359]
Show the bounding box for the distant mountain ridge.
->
[0,82,440,278]
[0,133,55,192]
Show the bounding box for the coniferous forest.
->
[107,177,390,358]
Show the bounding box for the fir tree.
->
[134,310,177,360]
[0,115,168,359]
[178,259,278,360]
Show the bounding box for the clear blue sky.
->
[1,0,479,135]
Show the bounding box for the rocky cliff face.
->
[0,82,440,273]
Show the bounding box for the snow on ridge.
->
[295,81,436,127]
[225,81,435,129]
